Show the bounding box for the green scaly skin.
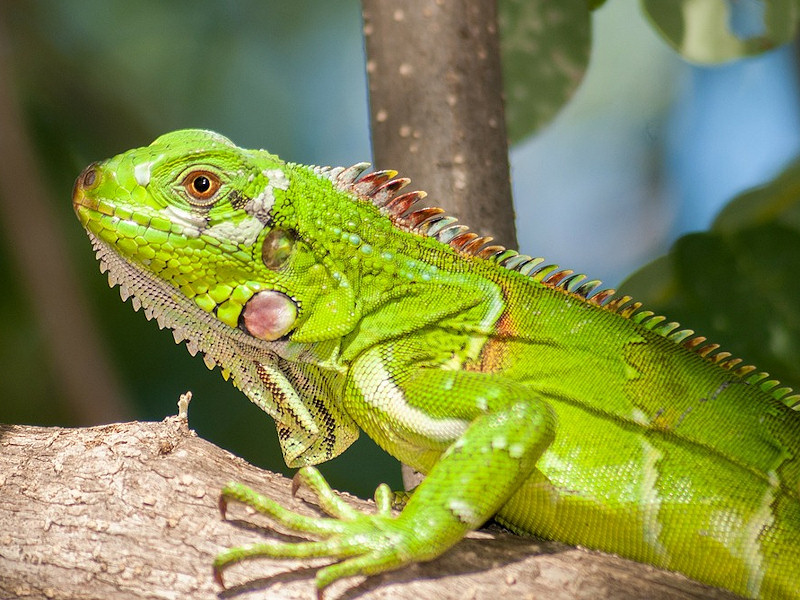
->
[72,129,800,598]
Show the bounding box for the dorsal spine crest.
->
[306,161,800,409]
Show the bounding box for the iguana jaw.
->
[86,228,354,464]
[82,228,273,363]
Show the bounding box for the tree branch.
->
[362,0,516,246]
[1,417,738,600]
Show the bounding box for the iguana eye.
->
[182,170,221,205]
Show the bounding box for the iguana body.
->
[72,129,800,598]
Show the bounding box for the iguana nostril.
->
[73,163,99,198]
[82,167,97,188]
[79,163,100,189]
[72,163,102,214]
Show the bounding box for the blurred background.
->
[1,0,798,497]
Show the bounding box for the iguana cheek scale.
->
[73,129,800,598]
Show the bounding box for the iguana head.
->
[72,128,358,344]
[73,129,371,464]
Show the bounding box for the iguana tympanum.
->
[72,129,800,598]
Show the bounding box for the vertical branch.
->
[362,0,516,247]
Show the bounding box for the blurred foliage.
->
[498,0,591,142]
[641,0,799,64]
[499,0,797,143]
[621,157,800,394]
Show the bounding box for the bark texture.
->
[0,418,739,600]
[362,0,516,247]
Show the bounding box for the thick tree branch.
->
[1,417,738,600]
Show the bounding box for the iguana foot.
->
[215,467,412,593]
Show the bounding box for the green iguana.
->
[72,129,800,599]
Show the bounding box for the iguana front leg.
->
[214,347,557,593]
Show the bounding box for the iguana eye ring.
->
[182,170,221,205]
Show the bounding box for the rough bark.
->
[0,417,739,600]
[362,0,516,247]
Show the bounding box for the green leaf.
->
[640,0,799,64]
[498,0,591,143]
[620,159,800,393]
[713,156,800,233]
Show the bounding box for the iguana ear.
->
[257,227,361,343]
